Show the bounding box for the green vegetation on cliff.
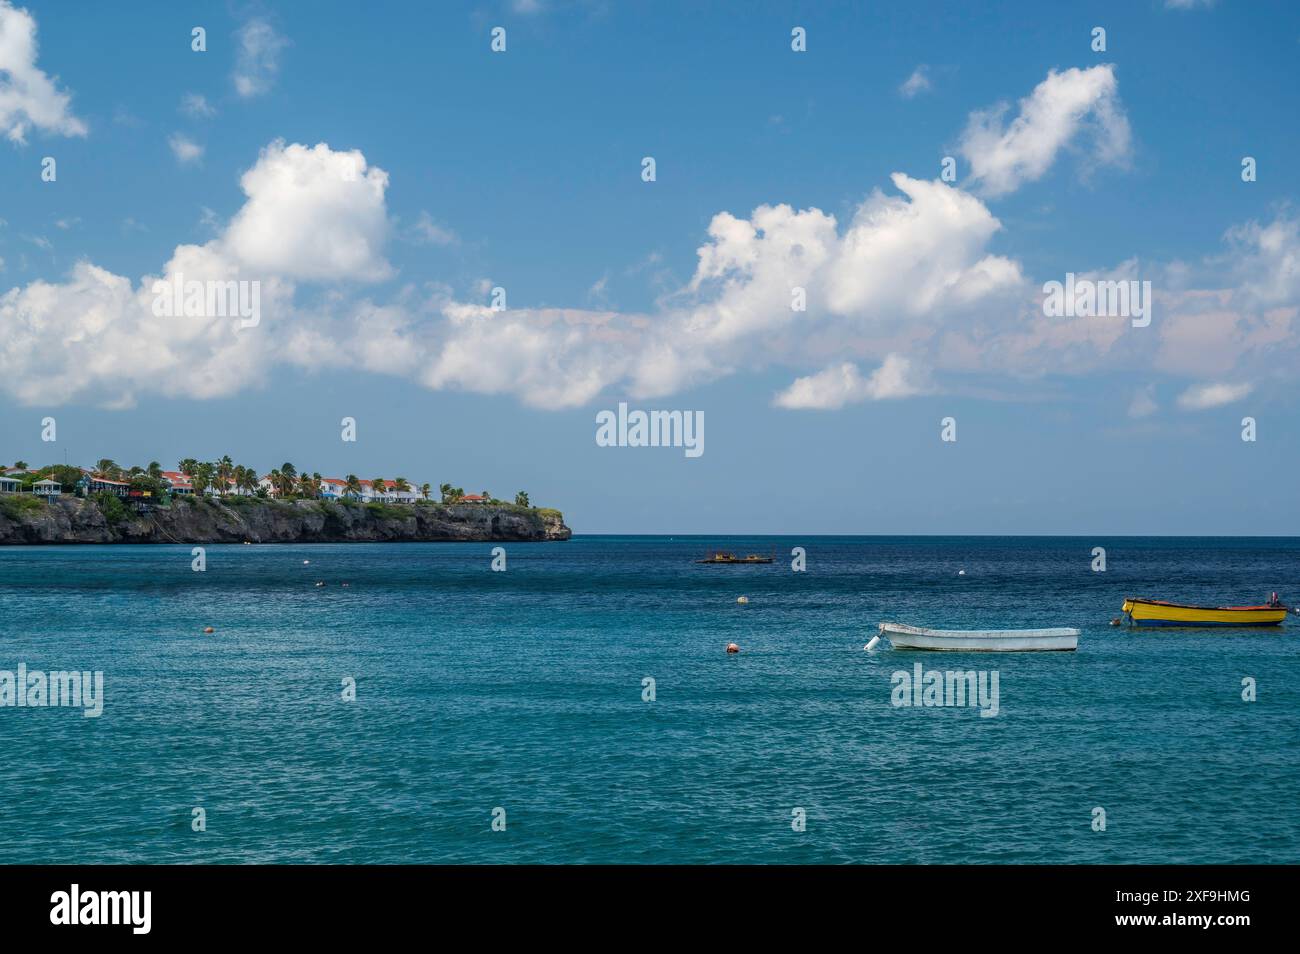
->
[0,495,571,546]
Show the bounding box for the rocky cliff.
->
[0,497,571,545]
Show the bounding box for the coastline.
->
[0,496,571,545]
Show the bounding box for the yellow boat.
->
[1122,596,1287,628]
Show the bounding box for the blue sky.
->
[2,0,1298,533]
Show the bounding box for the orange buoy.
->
[726,642,740,654]
[203,626,214,634]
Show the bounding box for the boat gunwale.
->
[879,622,1081,639]
[1123,596,1288,612]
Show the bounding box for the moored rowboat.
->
[1121,597,1287,627]
[695,550,774,564]
[879,622,1079,652]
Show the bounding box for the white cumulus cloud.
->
[0,144,1024,410]
[774,355,925,409]
[5,67,1295,416]
[959,64,1130,197]
[0,0,87,143]
[0,140,386,408]
[221,140,392,282]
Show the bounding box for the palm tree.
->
[420,483,431,501]
[230,465,255,495]
[394,477,411,494]
[12,460,28,471]
[439,482,453,503]
[95,459,120,478]
[481,490,491,502]
[267,468,283,498]
[275,468,297,498]
[344,475,363,500]
[191,462,214,498]
[178,458,198,476]
[371,477,387,502]
[299,474,321,499]
[147,461,163,479]
[515,491,530,508]
[215,456,234,495]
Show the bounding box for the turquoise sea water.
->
[1,536,1297,864]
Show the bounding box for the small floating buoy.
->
[303,560,310,565]
[341,582,349,588]
[726,642,740,654]
[864,635,880,652]
[957,569,966,576]
[315,581,325,587]
[1109,617,1123,626]
[203,626,214,634]
[737,596,749,604]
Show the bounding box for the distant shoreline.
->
[0,496,571,546]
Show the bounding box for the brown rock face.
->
[0,497,571,545]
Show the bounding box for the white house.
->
[160,471,194,495]
[378,480,420,503]
[319,478,348,500]
[33,479,61,499]
[0,476,20,494]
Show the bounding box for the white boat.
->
[879,622,1079,652]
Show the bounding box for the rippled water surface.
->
[1,536,1297,863]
